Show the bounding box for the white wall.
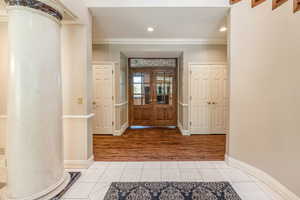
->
[229,0,300,197]
[0,22,8,151]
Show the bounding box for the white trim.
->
[114,122,129,136]
[1,115,96,119]
[93,38,227,45]
[84,0,230,8]
[63,113,95,119]
[226,156,300,200]
[179,102,188,107]
[189,61,228,65]
[64,155,95,169]
[5,172,70,200]
[93,61,119,65]
[178,123,191,136]
[115,102,128,107]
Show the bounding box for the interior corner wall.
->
[229,0,300,196]
[0,22,8,151]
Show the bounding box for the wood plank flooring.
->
[93,127,226,161]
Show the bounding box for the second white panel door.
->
[190,65,228,134]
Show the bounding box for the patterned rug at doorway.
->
[104,182,241,200]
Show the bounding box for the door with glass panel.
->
[152,68,177,126]
[129,67,177,126]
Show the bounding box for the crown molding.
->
[93,38,227,45]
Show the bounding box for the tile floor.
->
[63,161,283,200]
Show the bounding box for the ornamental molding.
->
[4,0,63,20]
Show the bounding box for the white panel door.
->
[190,65,228,134]
[190,66,211,133]
[210,66,228,133]
[93,64,113,134]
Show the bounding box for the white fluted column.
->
[6,0,70,199]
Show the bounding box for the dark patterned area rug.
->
[104,182,241,200]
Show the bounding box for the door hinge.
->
[112,96,114,101]
[190,121,192,126]
[190,96,192,101]
[112,70,114,74]
[112,121,114,126]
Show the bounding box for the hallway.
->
[93,127,226,161]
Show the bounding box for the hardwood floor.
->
[93,127,226,161]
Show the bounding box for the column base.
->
[5,172,71,200]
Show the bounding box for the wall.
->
[229,0,300,197]
[115,53,128,132]
[61,10,94,167]
[93,44,227,131]
[0,22,8,152]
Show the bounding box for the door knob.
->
[208,102,211,104]
[212,102,217,104]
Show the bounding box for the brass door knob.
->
[208,102,211,104]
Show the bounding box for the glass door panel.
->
[155,72,173,105]
[132,72,151,105]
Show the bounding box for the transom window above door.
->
[130,58,177,68]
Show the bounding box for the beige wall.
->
[61,25,87,115]
[61,10,94,163]
[229,0,300,197]
[0,22,8,151]
[93,44,227,131]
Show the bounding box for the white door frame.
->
[188,62,228,135]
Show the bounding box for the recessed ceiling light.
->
[219,27,227,32]
[147,27,154,32]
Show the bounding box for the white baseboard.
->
[178,123,191,136]
[226,155,300,200]
[114,122,128,136]
[64,155,94,169]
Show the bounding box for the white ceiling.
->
[90,7,229,43]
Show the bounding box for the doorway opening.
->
[128,58,178,127]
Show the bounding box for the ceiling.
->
[90,7,229,44]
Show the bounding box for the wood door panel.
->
[133,107,152,121]
[129,64,177,126]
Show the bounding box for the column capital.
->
[4,0,64,21]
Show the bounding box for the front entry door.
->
[129,67,177,126]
